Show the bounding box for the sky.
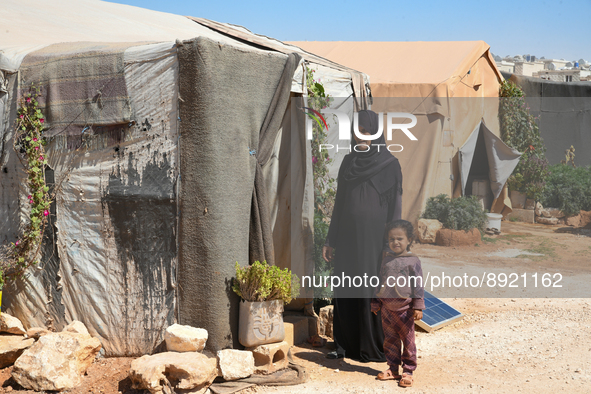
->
[107,0,591,62]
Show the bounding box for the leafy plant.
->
[0,85,52,290]
[306,66,336,302]
[499,80,550,199]
[539,164,591,216]
[233,261,300,304]
[422,194,489,231]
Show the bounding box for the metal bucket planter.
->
[510,190,527,209]
[239,300,285,347]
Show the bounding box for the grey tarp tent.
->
[0,0,369,355]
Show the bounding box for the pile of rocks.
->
[0,314,102,392]
[534,203,591,227]
[130,323,291,394]
[0,316,298,393]
[417,219,481,246]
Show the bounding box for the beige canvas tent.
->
[289,41,518,220]
[0,0,370,355]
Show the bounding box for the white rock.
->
[417,219,443,244]
[63,320,90,336]
[0,336,35,368]
[164,323,208,352]
[536,217,558,225]
[535,202,543,216]
[26,327,52,341]
[129,351,218,394]
[217,349,255,381]
[11,330,102,391]
[0,313,26,335]
[542,208,565,218]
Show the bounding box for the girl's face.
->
[388,228,410,255]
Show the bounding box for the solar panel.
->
[415,291,463,332]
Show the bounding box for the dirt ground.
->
[0,221,590,394]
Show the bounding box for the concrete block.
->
[283,322,294,348]
[246,341,290,374]
[282,316,309,346]
[506,208,535,223]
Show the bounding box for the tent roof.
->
[286,40,502,85]
[0,0,255,70]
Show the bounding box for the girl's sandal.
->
[399,373,414,387]
[377,368,401,380]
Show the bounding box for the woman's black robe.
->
[326,150,402,362]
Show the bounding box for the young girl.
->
[371,220,424,388]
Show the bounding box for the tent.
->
[288,41,520,219]
[502,72,591,167]
[0,0,370,356]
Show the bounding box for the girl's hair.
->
[385,219,415,251]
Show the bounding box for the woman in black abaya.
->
[323,110,402,361]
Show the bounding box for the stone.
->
[63,321,90,336]
[535,202,543,216]
[26,327,51,341]
[12,330,102,391]
[542,208,565,218]
[129,351,218,394]
[164,324,208,352]
[0,313,26,335]
[217,349,254,381]
[505,208,535,224]
[566,214,581,227]
[417,219,443,244]
[536,217,558,225]
[282,316,308,346]
[558,218,566,225]
[435,228,481,247]
[0,336,35,368]
[319,305,333,338]
[283,322,294,348]
[581,211,591,228]
[247,341,290,374]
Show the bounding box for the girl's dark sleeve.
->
[325,158,349,248]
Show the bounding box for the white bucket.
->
[486,213,503,231]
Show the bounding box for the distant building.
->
[514,60,545,76]
[533,69,581,82]
[495,60,515,73]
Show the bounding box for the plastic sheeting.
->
[459,121,521,200]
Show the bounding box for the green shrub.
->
[499,80,550,199]
[233,261,300,304]
[539,164,591,216]
[422,194,488,231]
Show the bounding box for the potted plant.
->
[421,194,489,246]
[233,260,300,347]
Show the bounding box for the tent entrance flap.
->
[459,121,521,205]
